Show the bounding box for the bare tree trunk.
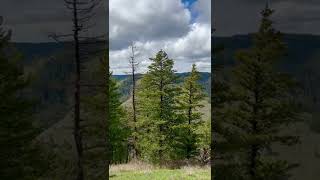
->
[129,43,138,160]
[50,0,107,178]
[72,1,84,179]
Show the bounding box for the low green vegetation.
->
[110,169,210,180]
[110,162,210,180]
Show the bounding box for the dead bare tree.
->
[49,0,107,179]
[128,42,139,160]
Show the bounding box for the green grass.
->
[110,162,210,180]
[110,169,210,180]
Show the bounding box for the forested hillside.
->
[12,34,320,122]
[115,72,211,102]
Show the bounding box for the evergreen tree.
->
[137,50,179,164]
[82,55,129,179]
[108,73,130,164]
[211,43,243,180]
[212,71,243,180]
[177,64,206,159]
[195,119,211,165]
[214,6,300,180]
[0,16,48,179]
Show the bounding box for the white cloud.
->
[110,0,211,75]
[169,23,210,58]
[192,0,211,24]
[110,0,191,50]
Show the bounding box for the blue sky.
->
[182,0,197,9]
[182,0,199,22]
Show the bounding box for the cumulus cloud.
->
[110,0,211,74]
[192,0,211,24]
[109,0,191,50]
[4,0,318,74]
[1,0,319,41]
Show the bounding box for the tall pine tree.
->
[214,6,301,180]
[137,50,179,164]
[0,16,48,179]
[82,55,129,179]
[211,42,243,180]
[177,64,206,159]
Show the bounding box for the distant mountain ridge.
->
[114,72,211,102]
[13,33,320,81]
[13,34,320,102]
[13,42,63,64]
[13,33,320,67]
[12,34,320,128]
[214,33,320,74]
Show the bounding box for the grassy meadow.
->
[110,162,210,180]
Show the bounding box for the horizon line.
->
[111,71,211,76]
[10,32,320,43]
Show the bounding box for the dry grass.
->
[181,165,210,176]
[110,160,155,174]
[110,161,210,179]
